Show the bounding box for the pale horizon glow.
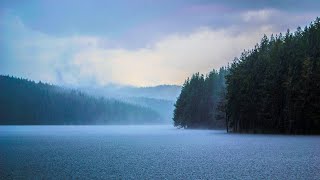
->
[1,1,319,87]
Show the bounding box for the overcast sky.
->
[1,0,319,87]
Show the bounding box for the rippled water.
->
[1,125,320,179]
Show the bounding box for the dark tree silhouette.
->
[173,68,227,129]
[174,17,320,134]
[226,18,320,134]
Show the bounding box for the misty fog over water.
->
[1,1,320,179]
[1,125,319,179]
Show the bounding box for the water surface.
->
[1,125,319,179]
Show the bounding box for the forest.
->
[0,75,162,125]
[226,18,320,134]
[173,17,320,134]
[173,67,227,129]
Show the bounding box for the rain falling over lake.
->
[1,125,319,179]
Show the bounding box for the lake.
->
[1,125,319,179]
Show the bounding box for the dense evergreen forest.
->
[173,67,227,129]
[173,18,320,134]
[0,75,162,125]
[226,18,320,134]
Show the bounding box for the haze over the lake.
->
[1,126,320,179]
[1,0,319,87]
[1,1,320,179]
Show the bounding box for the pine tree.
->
[225,17,320,134]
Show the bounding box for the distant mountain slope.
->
[80,84,181,123]
[120,97,175,123]
[0,75,163,125]
[81,84,181,101]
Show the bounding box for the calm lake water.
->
[1,125,320,179]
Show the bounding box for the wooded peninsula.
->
[173,18,320,134]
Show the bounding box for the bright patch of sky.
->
[1,0,319,86]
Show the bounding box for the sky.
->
[0,0,319,87]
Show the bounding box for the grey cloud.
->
[1,9,318,87]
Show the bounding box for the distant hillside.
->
[0,75,163,125]
[120,97,175,123]
[81,84,181,101]
[80,84,181,123]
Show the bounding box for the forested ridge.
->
[173,17,320,134]
[0,75,162,125]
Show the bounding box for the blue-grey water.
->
[1,125,320,179]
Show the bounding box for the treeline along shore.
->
[0,75,163,125]
[173,17,320,134]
